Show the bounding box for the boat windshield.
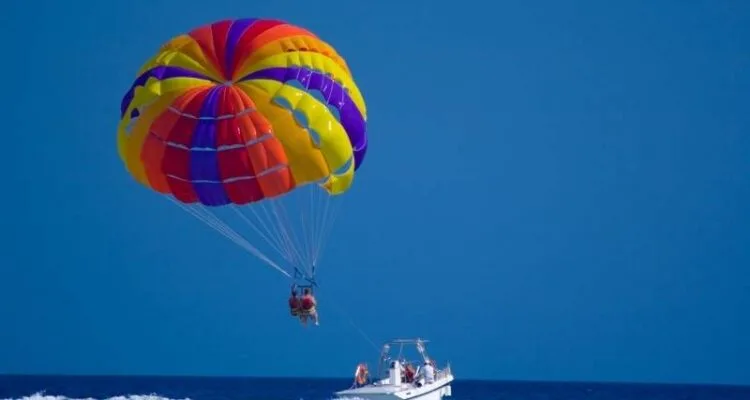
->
[375,339,433,381]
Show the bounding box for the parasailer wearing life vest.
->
[354,363,369,387]
[298,287,319,326]
[288,286,301,316]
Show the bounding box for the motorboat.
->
[334,338,454,400]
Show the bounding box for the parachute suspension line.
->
[169,198,248,251]
[307,181,319,271]
[255,200,297,265]
[297,194,313,273]
[218,183,337,281]
[230,200,298,269]
[313,191,345,267]
[187,202,291,278]
[163,182,344,284]
[166,197,291,279]
[308,185,327,271]
[229,206,289,263]
[290,182,343,277]
[269,199,309,272]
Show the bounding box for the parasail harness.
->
[292,263,319,293]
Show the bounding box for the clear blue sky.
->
[3,0,749,386]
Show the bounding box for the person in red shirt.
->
[299,287,319,326]
[403,363,416,383]
[288,286,301,317]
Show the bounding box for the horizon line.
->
[0,373,748,389]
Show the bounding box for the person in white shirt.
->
[419,359,435,385]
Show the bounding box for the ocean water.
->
[1,376,749,400]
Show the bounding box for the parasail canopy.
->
[117,18,369,284]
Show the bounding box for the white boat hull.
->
[335,374,453,400]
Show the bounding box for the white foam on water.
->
[1,392,191,400]
[329,397,369,400]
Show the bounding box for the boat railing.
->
[435,362,452,380]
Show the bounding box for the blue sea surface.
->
[1,376,749,400]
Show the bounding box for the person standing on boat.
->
[419,359,435,385]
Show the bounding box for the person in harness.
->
[288,286,301,317]
[298,287,319,326]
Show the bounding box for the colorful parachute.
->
[117,18,368,283]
